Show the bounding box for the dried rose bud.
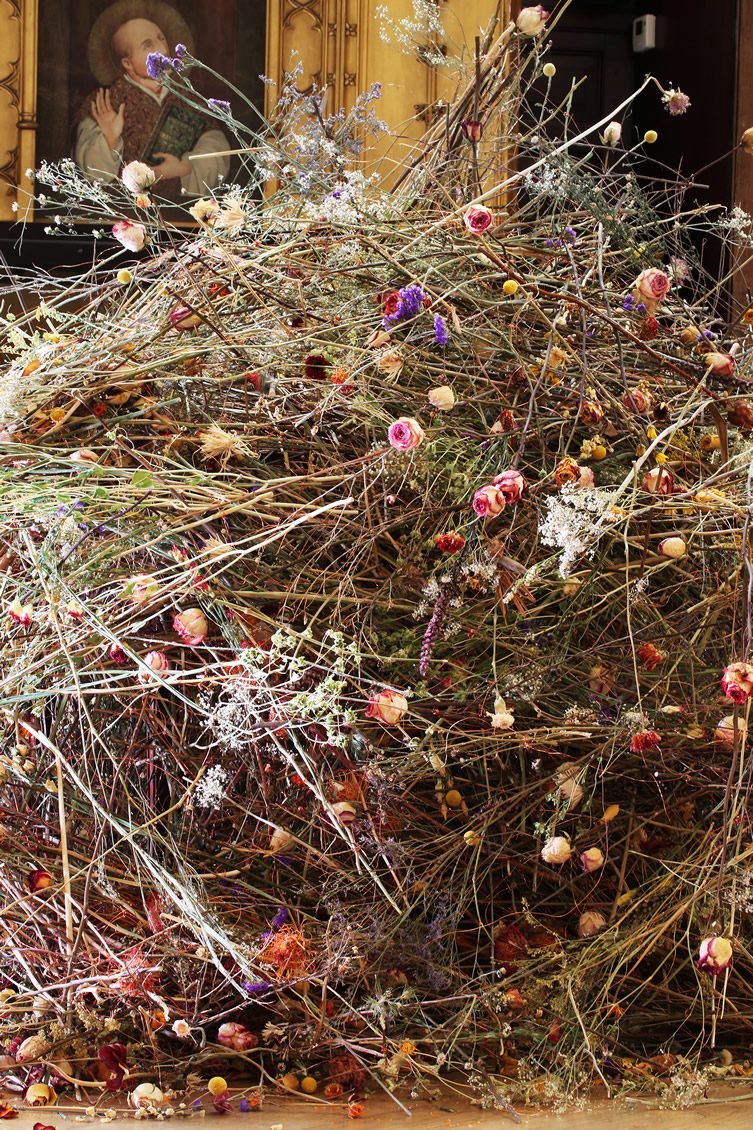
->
[704,351,736,378]
[139,650,170,684]
[331,800,358,825]
[658,536,687,559]
[173,607,208,646]
[552,457,580,487]
[643,466,674,494]
[8,599,33,626]
[123,574,159,604]
[623,387,652,414]
[721,661,753,703]
[428,385,455,410]
[502,988,527,1009]
[715,714,747,748]
[68,448,98,463]
[493,468,527,503]
[108,643,127,663]
[588,663,614,695]
[639,315,660,341]
[366,688,408,725]
[472,484,506,517]
[728,400,753,431]
[541,835,572,865]
[27,869,53,893]
[217,1022,258,1051]
[461,119,483,142]
[577,910,606,938]
[698,935,733,976]
[580,847,605,873]
[129,1083,164,1108]
[579,399,604,426]
[16,1034,50,1062]
[170,306,201,331]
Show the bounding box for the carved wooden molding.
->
[0,0,37,220]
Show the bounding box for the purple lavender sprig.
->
[434,313,449,345]
[382,282,428,329]
[420,579,457,676]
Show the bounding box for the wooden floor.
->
[9,1091,753,1129]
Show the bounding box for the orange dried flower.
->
[257,924,312,980]
[637,642,664,671]
[552,457,580,487]
[323,1083,343,1099]
[330,367,351,385]
[347,1103,364,1119]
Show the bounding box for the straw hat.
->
[87,0,195,86]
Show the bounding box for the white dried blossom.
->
[539,486,616,577]
[193,765,229,809]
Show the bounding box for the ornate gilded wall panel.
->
[0,0,505,222]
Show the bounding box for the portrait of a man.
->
[74,0,231,199]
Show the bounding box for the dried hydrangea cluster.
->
[0,9,747,1118]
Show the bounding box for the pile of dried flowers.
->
[1,2,753,1118]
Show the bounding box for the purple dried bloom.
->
[433,313,449,345]
[420,579,457,676]
[146,51,171,79]
[243,980,272,994]
[208,98,231,112]
[239,1099,251,1112]
[565,225,577,240]
[272,906,288,928]
[174,43,188,58]
[382,282,427,328]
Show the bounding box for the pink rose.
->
[173,607,208,646]
[721,661,753,703]
[493,468,526,503]
[472,484,506,517]
[633,267,670,312]
[516,5,550,35]
[463,205,493,235]
[217,1022,258,1051]
[139,650,170,684]
[698,936,733,976]
[642,466,673,494]
[112,220,147,252]
[366,688,408,725]
[704,351,736,378]
[388,417,425,451]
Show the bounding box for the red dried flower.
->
[630,729,661,753]
[640,315,660,340]
[244,370,261,390]
[383,291,401,317]
[28,869,53,893]
[435,531,466,554]
[637,642,664,671]
[304,353,331,380]
[98,1042,129,1091]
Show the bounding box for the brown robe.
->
[78,77,194,201]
